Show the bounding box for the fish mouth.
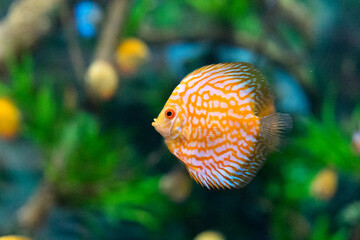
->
[152,118,161,133]
[151,118,157,127]
[152,118,171,138]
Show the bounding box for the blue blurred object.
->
[273,70,310,116]
[165,42,210,78]
[312,0,338,45]
[216,44,266,66]
[74,1,102,38]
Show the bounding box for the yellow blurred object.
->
[159,170,192,203]
[116,38,150,74]
[0,236,31,240]
[194,230,225,240]
[85,60,118,100]
[310,168,338,201]
[0,98,21,139]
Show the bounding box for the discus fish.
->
[152,62,292,189]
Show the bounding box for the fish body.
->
[152,62,292,189]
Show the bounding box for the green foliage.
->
[32,84,58,142]
[92,177,170,230]
[1,56,173,231]
[124,0,154,36]
[49,113,119,185]
[278,22,306,52]
[265,99,360,239]
[282,161,315,200]
[234,9,263,38]
[311,216,349,240]
[150,1,184,29]
[8,55,33,105]
[186,0,249,21]
[2,56,60,144]
[293,101,360,175]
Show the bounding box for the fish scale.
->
[152,62,292,189]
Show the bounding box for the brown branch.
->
[17,182,56,232]
[259,0,313,47]
[15,142,72,232]
[138,27,314,93]
[277,0,314,45]
[0,0,64,64]
[59,1,86,84]
[233,32,313,90]
[94,0,130,61]
[84,0,130,100]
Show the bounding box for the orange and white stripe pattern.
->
[153,62,283,189]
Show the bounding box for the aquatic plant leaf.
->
[282,161,315,200]
[0,82,10,97]
[91,177,170,230]
[311,216,348,240]
[234,10,263,38]
[8,55,34,105]
[124,0,153,36]
[151,1,184,28]
[186,0,248,20]
[312,215,330,240]
[278,23,305,53]
[35,85,57,131]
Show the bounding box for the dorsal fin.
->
[186,62,275,117]
[260,113,293,151]
[231,62,274,117]
[181,62,275,116]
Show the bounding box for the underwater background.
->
[0,0,360,239]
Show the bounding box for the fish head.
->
[152,103,184,140]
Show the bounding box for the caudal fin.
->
[260,113,293,152]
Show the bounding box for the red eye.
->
[165,109,175,119]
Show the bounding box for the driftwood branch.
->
[277,0,313,44]
[84,0,130,100]
[0,0,63,64]
[94,0,129,61]
[138,27,314,93]
[17,182,55,232]
[59,1,86,84]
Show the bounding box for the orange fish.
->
[152,63,292,189]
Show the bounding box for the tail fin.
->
[260,113,293,151]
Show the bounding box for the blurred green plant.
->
[264,97,360,239]
[312,215,348,240]
[123,0,153,36]
[186,0,249,21]
[0,56,174,233]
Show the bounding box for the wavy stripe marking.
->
[165,62,273,189]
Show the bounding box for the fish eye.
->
[165,109,175,119]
